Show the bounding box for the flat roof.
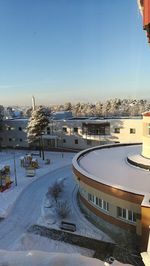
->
[74,145,150,197]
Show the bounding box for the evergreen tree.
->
[27,106,49,159]
[0,105,4,120]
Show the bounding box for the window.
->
[98,198,102,208]
[20,138,23,142]
[75,139,78,144]
[18,127,22,131]
[117,207,136,223]
[47,127,50,135]
[63,139,66,143]
[88,193,94,203]
[103,200,109,211]
[130,128,136,134]
[74,127,78,133]
[95,197,109,212]
[114,128,120,133]
[82,123,110,136]
[9,138,12,142]
[62,127,67,133]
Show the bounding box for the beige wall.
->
[141,206,150,251]
[111,119,142,143]
[77,178,141,235]
[142,116,150,158]
[48,118,143,150]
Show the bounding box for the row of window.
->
[88,193,109,212]
[114,128,136,134]
[62,127,78,133]
[61,127,136,135]
[0,138,23,142]
[87,193,136,223]
[63,139,78,144]
[117,207,136,222]
[6,127,23,131]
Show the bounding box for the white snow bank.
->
[0,250,101,266]
[13,233,94,258]
[0,250,132,266]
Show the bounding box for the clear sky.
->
[0,0,149,106]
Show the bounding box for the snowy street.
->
[0,166,71,249]
[0,150,131,266]
[0,150,112,251]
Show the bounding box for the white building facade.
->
[0,117,143,150]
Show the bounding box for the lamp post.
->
[13,144,19,186]
[41,132,45,160]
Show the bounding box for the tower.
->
[32,96,36,111]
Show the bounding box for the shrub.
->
[46,181,63,203]
[56,200,71,219]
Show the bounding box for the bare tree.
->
[47,182,63,203]
[56,200,71,219]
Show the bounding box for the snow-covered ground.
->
[0,149,74,218]
[0,149,132,265]
[0,249,132,266]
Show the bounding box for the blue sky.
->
[0,0,149,106]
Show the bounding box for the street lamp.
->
[13,144,19,186]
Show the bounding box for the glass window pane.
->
[99,198,102,208]
[128,210,133,221]
[123,208,126,219]
[117,207,122,217]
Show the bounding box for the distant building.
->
[0,118,28,149]
[51,111,73,120]
[0,116,143,150]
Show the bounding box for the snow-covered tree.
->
[64,102,72,111]
[27,106,49,159]
[0,105,4,120]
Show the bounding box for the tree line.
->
[50,98,150,117]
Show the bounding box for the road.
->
[0,165,72,249]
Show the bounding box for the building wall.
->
[142,115,150,158]
[141,206,150,251]
[74,172,142,236]
[0,119,29,148]
[45,118,143,150]
[72,140,150,251]
[0,117,143,150]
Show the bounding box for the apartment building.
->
[0,117,143,150]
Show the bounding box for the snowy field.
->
[0,149,132,265]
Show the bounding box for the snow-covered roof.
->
[73,144,150,201]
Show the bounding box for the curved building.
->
[72,113,150,252]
